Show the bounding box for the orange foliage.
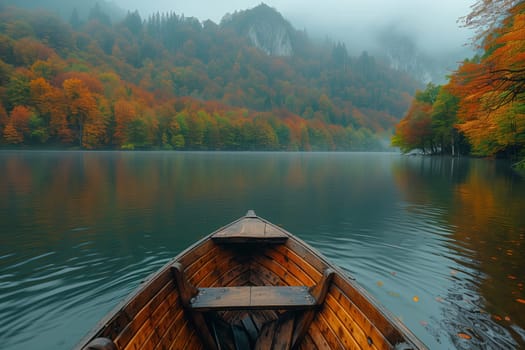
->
[450,2,525,156]
[3,105,31,143]
[54,72,104,95]
[12,37,56,65]
[393,100,433,152]
[113,99,137,146]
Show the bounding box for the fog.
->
[112,0,475,55]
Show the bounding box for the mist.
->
[112,0,474,56]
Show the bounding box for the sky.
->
[111,0,475,55]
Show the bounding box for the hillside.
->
[0,3,420,150]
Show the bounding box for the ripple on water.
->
[304,204,523,349]
[0,242,173,350]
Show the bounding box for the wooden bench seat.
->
[171,263,334,311]
[190,286,317,311]
[171,263,334,350]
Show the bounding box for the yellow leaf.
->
[458,332,472,340]
[413,296,419,302]
[376,281,384,287]
[517,298,525,304]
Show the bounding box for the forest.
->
[0,3,420,151]
[392,0,525,165]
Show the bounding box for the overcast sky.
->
[111,0,475,54]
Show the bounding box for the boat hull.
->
[76,212,426,350]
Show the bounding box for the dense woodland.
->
[392,0,525,165]
[0,3,420,151]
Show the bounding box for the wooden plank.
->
[249,262,286,286]
[318,297,370,350]
[115,277,174,349]
[306,318,332,350]
[190,286,316,311]
[213,264,251,287]
[211,217,288,244]
[311,311,345,350]
[250,286,315,308]
[327,285,392,350]
[282,238,328,274]
[272,314,295,350]
[193,254,244,287]
[153,303,187,350]
[252,254,302,286]
[254,320,277,350]
[185,246,232,286]
[232,325,251,350]
[272,245,323,282]
[123,269,173,322]
[298,334,317,350]
[241,314,259,343]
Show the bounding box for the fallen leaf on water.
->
[450,269,458,276]
[505,316,511,321]
[376,281,384,287]
[390,271,397,276]
[457,332,472,340]
[493,315,502,321]
[435,297,443,303]
[491,256,498,261]
[517,298,525,304]
[508,275,517,280]
[413,296,419,302]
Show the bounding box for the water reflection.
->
[0,151,524,349]
[393,156,525,349]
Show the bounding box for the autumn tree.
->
[3,105,32,143]
[392,84,439,153]
[62,78,98,147]
[451,2,525,158]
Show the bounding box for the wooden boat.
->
[77,210,427,350]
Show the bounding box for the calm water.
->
[1,151,524,349]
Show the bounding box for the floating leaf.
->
[508,275,517,280]
[493,315,502,321]
[491,256,498,261]
[457,332,472,340]
[376,281,384,287]
[435,297,444,303]
[504,316,511,322]
[450,269,458,276]
[517,298,525,304]
[390,271,397,276]
[413,296,419,302]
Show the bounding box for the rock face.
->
[221,3,294,57]
[247,23,293,56]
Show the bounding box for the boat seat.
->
[190,285,316,311]
[171,263,334,311]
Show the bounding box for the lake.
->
[0,151,524,349]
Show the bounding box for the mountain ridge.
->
[0,3,420,150]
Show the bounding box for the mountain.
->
[221,4,294,57]
[0,3,420,150]
[375,28,471,84]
